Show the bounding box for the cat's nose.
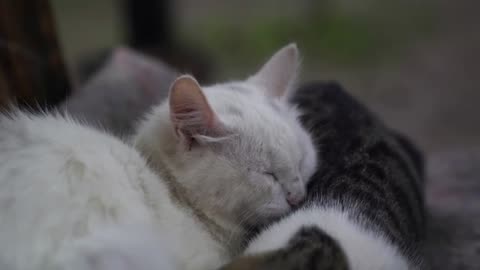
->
[286,191,304,207]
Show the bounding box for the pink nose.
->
[287,193,303,206]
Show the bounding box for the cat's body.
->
[61,47,177,137]
[221,82,426,270]
[0,112,223,270]
[0,44,316,270]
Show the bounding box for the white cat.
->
[0,43,317,270]
[134,44,317,228]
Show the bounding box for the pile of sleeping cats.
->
[0,44,428,270]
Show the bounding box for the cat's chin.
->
[243,205,292,227]
[242,214,288,232]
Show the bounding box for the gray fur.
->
[296,82,425,265]
[221,82,426,270]
[61,47,176,137]
[220,226,348,270]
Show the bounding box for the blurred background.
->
[48,0,479,155]
[0,2,476,267]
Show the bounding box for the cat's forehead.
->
[202,81,305,162]
[223,114,304,166]
[218,131,301,171]
[204,81,291,117]
[204,81,257,95]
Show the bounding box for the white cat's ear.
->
[248,43,300,98]
[169,75,223,147]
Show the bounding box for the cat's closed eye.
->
[263,172,278,182]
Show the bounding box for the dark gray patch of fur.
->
[224,82,427,270]
[220,226,348,270]
[293,82,426,267]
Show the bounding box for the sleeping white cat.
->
[0,44,317,270]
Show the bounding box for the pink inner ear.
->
[169,76,218,141]
[248,43,299,98]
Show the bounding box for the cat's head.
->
[134,44,317,226]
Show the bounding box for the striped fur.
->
[220,226,348,270]
[220,82,426,269]
[296,82,425,261]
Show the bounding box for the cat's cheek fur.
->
[256,183,291,221]
[245,207,412,270]
[230,173,289,226]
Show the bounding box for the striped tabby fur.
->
[221,81,426,269]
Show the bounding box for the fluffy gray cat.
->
[61,47,177,137]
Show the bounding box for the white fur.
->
[57,224,175,270]
[134,43,317,225]
[0,113,225,270]
[245,206,413,270]
[0,43,317,270]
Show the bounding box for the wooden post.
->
[0,0,71,110]
[122,0,212,83]
[124,0,173,50]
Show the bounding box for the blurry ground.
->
[52,0,479,155]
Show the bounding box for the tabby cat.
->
[220,82,426,270]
